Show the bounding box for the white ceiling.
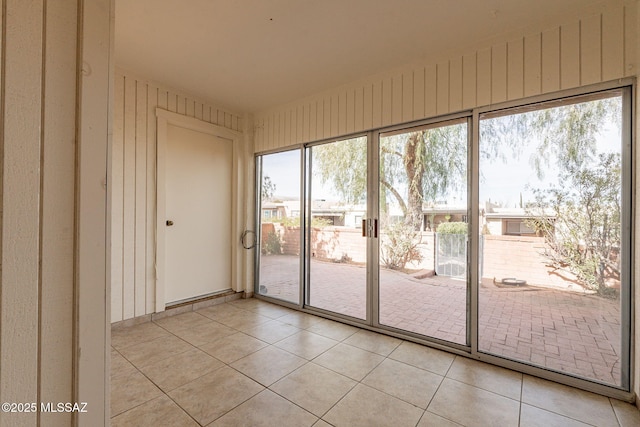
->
[115,0,606,113]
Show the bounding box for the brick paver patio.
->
[259,255,622,386]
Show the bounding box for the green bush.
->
[262,231,282,255]
[437,221,467,234]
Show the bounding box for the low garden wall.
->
[262,223,587,289]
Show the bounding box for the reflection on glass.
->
[257,150,301,304]
[478,92,624,386]
[307,137,368,319]
[378,119,468,344]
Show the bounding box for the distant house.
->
[262,200,301,220]
[262,199,365,228]
[482,202,555,236]
[422,205,468,231]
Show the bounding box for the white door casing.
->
[156,108,242,311]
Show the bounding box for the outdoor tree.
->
[527,152,621,296]
[312,94,623,281]
[261,175,276,200]
[313,125,467,232]
[489,96,623,295]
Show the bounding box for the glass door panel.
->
[307,137,368,320]
[378,119,468,344]
[256,150,302,304]
[478,91,625,386]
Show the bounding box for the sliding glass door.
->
[255,84,631,393]
[256,149,302,304]
[377,119,468,344]
[306,137,368,320]
[477,89,629,387]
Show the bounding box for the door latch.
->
[166,220,174,226]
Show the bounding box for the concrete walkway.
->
[259,255,622,386]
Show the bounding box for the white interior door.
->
[164,123,232,304]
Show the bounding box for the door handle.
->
[166,220,174,226]
[373,219,378,238]
[362,219,367,237]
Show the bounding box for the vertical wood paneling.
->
[167,93,177,112]
[123,77,136,319]
[283,109,290,146]
[77,2,111,420]
[402,71,413,122]
[277,111,283,148]
[271,110,279,147]
[323,97,331,138]
[602,6,624,80]
[372,80,382,128]
[624,3,635,77]
[436,61,450,115]
[355,87,364,132]
[262,113,269,151]
[158,89,168,109]
[134,82,147,317]
[391,74,402,124]
[225,111,232,129]
[0,2,112,420]
[413,67,425,120]
[542,28,561,92]
[424,64,437,117]
[186,99,195,117]
[331,94,339,136]
[40,1,77,420]
[258,117,266,152]
[364,83,373,129]
[492,43,508,103]
[317,98,325,139]
[309,100,317,141]
[507,39,524,100]
[560,21,580,88]
[462,54,477,109]
[296,104,304,143]
[302,103,310,142]
[382,77,392,126]
[338,91,347,135]
[476,47,492,106]
[111,75,124,322]
[524,33,542,97]
[274,111,281,147]
[176,95,186,115]
[449,57,463,112]
[581,14,602,85]
[146,87,158,313]
[346,89,355,133]
[1,3,43,414]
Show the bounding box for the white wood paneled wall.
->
[254,2,635,151]
[0,0,112,424]
[111,71,244,322]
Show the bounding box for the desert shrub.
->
[262,231,282,255]
[380,222,424,270]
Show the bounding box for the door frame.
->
[155,108,242,312]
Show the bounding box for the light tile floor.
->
[111,298,640,427]
[261,255,622,385]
